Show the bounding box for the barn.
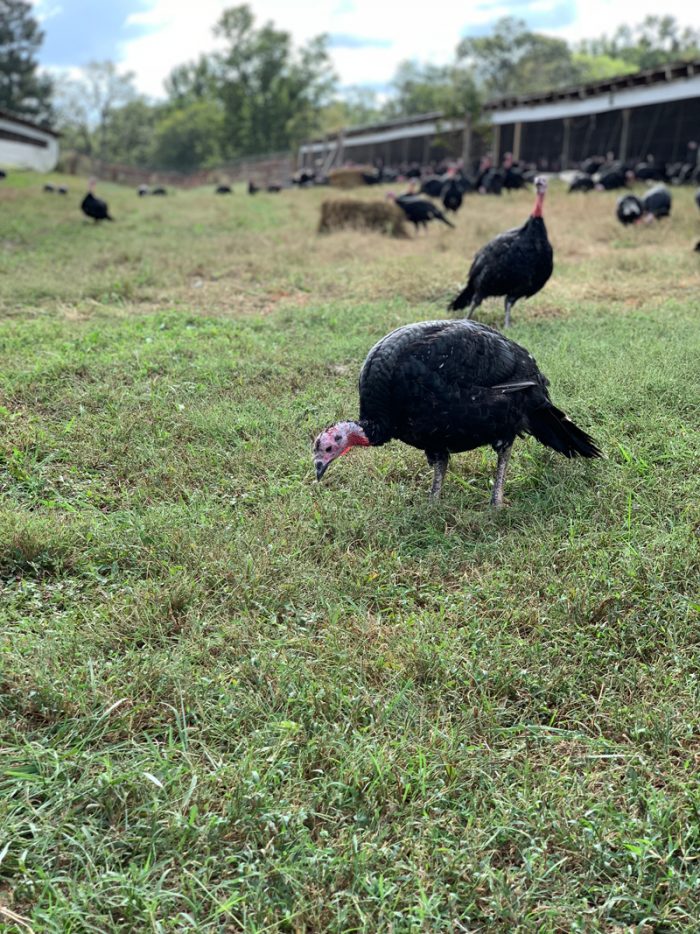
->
[298,112,478,173]
[0,109,60,172]
[298,60,700,176]
[485,59,700,171]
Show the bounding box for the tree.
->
[0,0,53,121]
[54,62,137,161]
[458,18,581,97]
[100,99,164,167]
[151,101,224,171]
[166,4,336,159]
[383,60,481,121]
[578,16,700,71]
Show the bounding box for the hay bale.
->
[318,199,408,238]
[328,166,373,189]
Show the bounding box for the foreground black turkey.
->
[313,320,600,506]
[448,176,552,328]
[81,180,113,222]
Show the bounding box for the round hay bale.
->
[318,199,408,238]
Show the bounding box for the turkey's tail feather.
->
[529,404,601,458]
[435,210,455,228]
[448,280,474,312]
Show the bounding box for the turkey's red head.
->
[312,421,369,481]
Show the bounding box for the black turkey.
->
[215,184,232,194]
[389,193,455,233]
[441,175,463,213]
[152,187,167,196]
[313,319,600,507]
[138,185,149,196]
[81,180,113,222]
[642,185,671,219]
[248,179,259,195]
[448,176,552,328]
[57,186,68,195]
[616,194,643,225]
[43,183,55,193]
[568,173,594,193]
[420,175,444,198]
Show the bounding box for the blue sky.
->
[32,0,700,97]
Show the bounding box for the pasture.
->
[1,173,700,932]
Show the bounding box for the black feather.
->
[357,319,600,463]
[448,215,552,316]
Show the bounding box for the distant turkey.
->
[642,185,671,219]
[568,173,594,193]
[248,179,259,195]
[616,194,643,225]
[420,176,444,198]
[215,185,232,194]
[448,176,552,328]
[313,319,600,507]
[81,180,113,222]
[441,175,463,213]
[388,193,455,233]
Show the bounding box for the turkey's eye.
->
[325,446,333,453]
[334,434,341,442]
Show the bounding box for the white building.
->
[0,109,59,172]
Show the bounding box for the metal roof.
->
[0,109,60,137]
[484,58,700,112]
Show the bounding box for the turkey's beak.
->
[315,460,329,481]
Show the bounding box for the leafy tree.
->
[384,61,481,120]
[54,62,137,161]
[151,101,224,171]
[458,18,581,97]
[578,16,700,70]
[319,87,381,133]
[0,0,53,121]
[100,99,163,167]
[166,4,336,158]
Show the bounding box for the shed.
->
[0,109,60,172]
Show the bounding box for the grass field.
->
[1,170,699,932]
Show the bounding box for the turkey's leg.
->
[428,453,449,500]
[490,444,512,507]
[504,298,513,328]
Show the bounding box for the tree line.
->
[2,0,699,172]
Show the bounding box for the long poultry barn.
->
[297,112,479,172]
[298,60,700,174]
[485,59,700,170]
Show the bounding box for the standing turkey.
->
[81,179,113,222]
[388,193,455,233]
[441,174,463,213]
[448,176,552,328]
[313,320,600,507]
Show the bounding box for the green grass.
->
[1,171,699,932]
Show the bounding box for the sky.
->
[33,0,700,99]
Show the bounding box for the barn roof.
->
[484,58,700,112]
[0,109,60,137]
